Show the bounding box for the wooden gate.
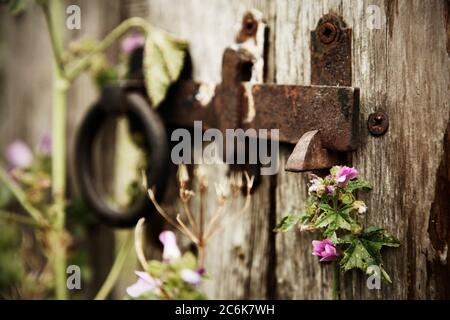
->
[1,0,449,299]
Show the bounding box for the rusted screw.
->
[242,13,257,36]
[367,111,389,136]
[318,22,337,44]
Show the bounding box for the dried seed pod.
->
[177,164,189,187]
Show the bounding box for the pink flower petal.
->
[127,271,161,298]
[121,33,145,54]
[159,231,181,261]
[6,140,33,169]
[180,269,202,286]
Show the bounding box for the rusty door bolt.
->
[318,22,338,44]
[367,111,389,136]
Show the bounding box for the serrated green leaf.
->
[339,228,400,282]
[143,29,187,108]
[363,227,400,248]
[315,207,354,236]
[346,179,372,192]
[318,203,334,212]
[340,238,375,271]
[274,214,302,232]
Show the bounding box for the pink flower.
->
[121,33,145,54]
[335,166,358,187]
[126,271,161,298]
[312,239,339,262]
[180,269,202,287]
[38,132,52,156]
[6,140,33,169]
[308,174,324,194]
[159,231,181,261]
[325,185,335,194]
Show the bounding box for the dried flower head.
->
[229,172,243,195]
[177,164,189,187]
[214,181,230,205]
[195,165,208,191]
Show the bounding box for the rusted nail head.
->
[318,22,338,44]
[242,13,257,36]
[367,112,389,136]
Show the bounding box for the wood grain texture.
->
[1,0,448,300]
[0,5,53,147]
[140,0,277,299]
[275,0,450,299]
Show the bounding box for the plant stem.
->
[51,62,69,301]
[198,244,205,269]
[332,260,340,300]
[42,0,69,300]
[0,210,44,228]
[42,0,66,74]
[94,232,133,300]
[65,17,150,81]
[0,168,46,226]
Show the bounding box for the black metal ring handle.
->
[75,85,169,228]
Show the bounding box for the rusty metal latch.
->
[74,11,359,227]
[162,11,359,172]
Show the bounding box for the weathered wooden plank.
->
[379,0,449,299]
[142,0,276,299]
[0,5,53,147]
[2,0,447,300]
[275,0,450,299]
[274,0,343,300]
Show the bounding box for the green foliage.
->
[129,252,207,300]
[339,228,400,282]
[0,181,13,209]
[346,179,372,192]
[170,252,197,271]
[143,29,187,108]
[67,196,97,226]
[274,166,400,285]
[314,204,355,239]
[274,214,302,232]
[65,37,120,90]
[0,220,24,294]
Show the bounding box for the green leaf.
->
[314,206,354,237]
[0,181,13,209]
[274,214,302,232]
[340,228,400,282]
[147,260,166,278]
[170,252,197,271]
[363,227,401,248]
[339,192,354,204]
[346,179,372,192]
[7,0,29,15]
[143,29,187,108]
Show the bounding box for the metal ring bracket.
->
[75,85,169,228]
